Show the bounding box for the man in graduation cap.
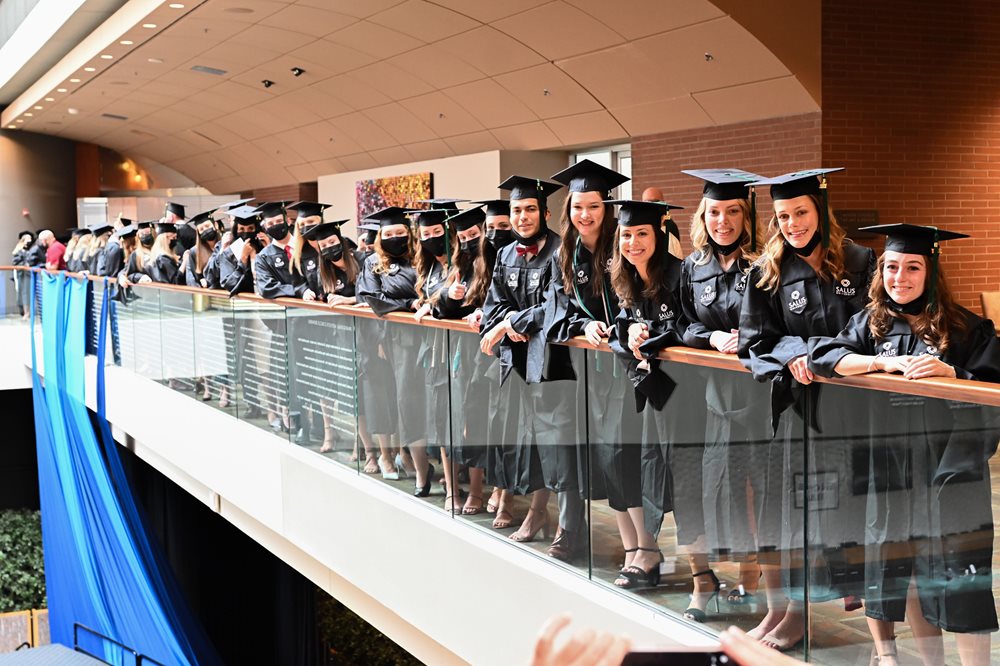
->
[480,175,581,554]
[253,201,305,299]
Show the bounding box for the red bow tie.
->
[515,244,539,258]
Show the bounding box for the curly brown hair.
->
[611,223,672,309]
[866,253,966,353]
[754,195,847,292]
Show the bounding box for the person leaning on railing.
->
[737,169,875,651]
[147,220,181,284]
[606,199,685,592]
[808,223,1000,666]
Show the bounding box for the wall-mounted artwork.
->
[355,172,433,221]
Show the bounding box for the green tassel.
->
[928,228,939,313]
[820,177,830,249]
[749,186,757,252]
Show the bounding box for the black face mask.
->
[237,231,257,241]
[199,228,218,243]
[381,236,409,257]
[320,244,343,262]
[887,293,927,316]
[787,232,821,257]
[486,228,514,250]
[459,239,480,257]
[420,235,447,257]
[139,233,154,248]
[708,231,746,257]
[265,223,289,240]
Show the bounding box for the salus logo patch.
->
[389,263,399,275]
[699,283,716,306]
[735,274,748,293]
[877,341,897,357]
[506,270,518,288]
[658,302,675,321]
[835,278,856,297]
[528,270,541,288]
[576,269,589,285]
[788,289,807,314]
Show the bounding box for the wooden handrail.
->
[8,265,1000,407]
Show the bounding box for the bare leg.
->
[954,633,991,666]
[866,617,898,665]
[462,467,485,514]
[510,489,551,541]
[760,599,804,651]
[358,416,378,473]
[614,511,638,569]
[625,507,659,572]
[492,489,514,529]
[747,564,788,640]
[904,579,944,666]
[409,439,430,489]
[686,545,717,615]
[440,448,460,511]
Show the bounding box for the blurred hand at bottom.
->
[530,614,630,666]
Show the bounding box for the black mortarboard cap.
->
[156,220,178,234]
[73,227,92,237]
[220,197,254,210]
[287,201,332,218]
[752,168,843,248]
[605,199,684,227]
[253,201,291,218]
[419,198,466,211]
[188,210,214,225]
[116,224,138,239]
[551,159,629,195]
[303,220,347,241]
[681,168,762,201]
[118,217,133,226]
[448,206,486,232]
[365,206,413,228]
[19,230,35,240]
[164,202,186,218]
[473,199,511,217]
[859,223,968,256]
[228,205,259,222]
[89,222,113,236]
[136,220,155,230]
[407,209,450,227]
[498,175,563,203]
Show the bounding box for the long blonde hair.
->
[754,195,847,292]
[689,197,762,266]
[151,233,177,261]
[291,216,315,275]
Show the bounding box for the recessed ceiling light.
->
[84,67,96,72]
[56,88,67,93]
[6,125,15,129]
[147,58,163,64]
[142,23,157,29]
[15,119,23,123]
[44,97,54,102]
[168,2,185,7]
[69,78,80,83]
[34,105,43,110]
[224,7,254,14]
[120,40,133,45]
[100,54,113,60]
[68,108,79,115]
[24,113,33,117]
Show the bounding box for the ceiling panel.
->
[288,40,376,77]
[368,0,478,42]
[492,1,625,61]
[405,139,454,162]
[262,5,357,37]
[694,75,819,125]
[354,61,434,100]
[363,103,438,144]
[339,152,379,171]
[445,78,537,128]
[435,26,546,77]
[309,73,392,111]
[369,146,414,165]
[308,157,346,176]
[295,0,405,20]
[253,134,308,167]
[609,95,713,136]
[442,130,503,155]
[326,21,423,59]
[186,0,289,24]
[544,109,627,148]
[558,43,685,108]
[387,45,485,90]
[489,121,561,151]
[428,0,551,23]
[329,112,398,151]
[494,63,601,119]
[565,0,724,40]
[274,121,344,162]
[404,91,485,137]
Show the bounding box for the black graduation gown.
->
[148,254,180,284]
[25,243,46,267]
[254,243,304,299]
[681,251,770,556]
[417,259,451,448]
[737,241,875,591]
[98,240,124,277]
[607,255,686,538]
[218,247,254,296]
[356,254,425,444]
[86,250,102,274]
[809,308,1000,631]
[203,243,223,290]
[481,230,577,494]
[544,242,641,510]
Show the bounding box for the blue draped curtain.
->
[30,272,220,666]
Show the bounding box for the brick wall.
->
[823,0,1000,311]
[245,182,317,204]
[631,113,821,259]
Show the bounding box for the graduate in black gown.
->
[809,224,1000,665]
[98,219,130,277]
[430,204,490,514]
[85,223,113,274]
[67,228,91,273]
[350,221,384,474]
[125,222,154,284]
[148,220,181,284]
[180,209,220,288]
[678,169,767,617]
[738,169,875,651]
[355,206,421,481]
[480,176,580,557]
[545,159,640,564]
[606,199,685,591]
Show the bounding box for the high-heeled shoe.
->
[378,457,399,481]
[684,569,721,622]
[393,453,410,479]
[620,546,638,569]
[414,463,434,497]
[614,547,662,590]
[509,508,552,542]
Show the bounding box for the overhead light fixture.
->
[69,78,80,83]
[44,97,54,102]
[15,119,23,123]
[24,113,32,117]
[168,2,185,7]
[142,23,157,29]
[147,58,163,64]
[6,125,15,129]
[120,40,133,45]
[68,108,79,115]
[34,105,43,110]
[100,54,113,60]
[84,67,96,72]
[291,67,305,77]
[262,79,274,88]
[56,88,67,93]
[191,65,227,76]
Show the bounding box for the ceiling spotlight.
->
[543,88,550,96]
[68,108,79,115]
[704,52,714,62]
[262,79,274,88]
[291,67,305,77]
[15,119,23,123]
[24,113,33,117]
[147,57,163,64]
[168,3,185,7]
[56,88,67,93]
[45,97,54,102]
[69,78,80,83]
[120,40,133,45]
[100,54,113,60]
[34,105,43,110]
[84,67,96,72]
[142,23,157,29]
[6,125,15,129]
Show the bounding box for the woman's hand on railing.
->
[710,329,739,354]
[900,354,958,380]
[327,294,355,306]
[583,320,607,347]
[138,275,152,284]
[465,309,483,331]
[627,323,649,360]
[414,302,433,323]
[302,289,317,302]
[787,355,814,385]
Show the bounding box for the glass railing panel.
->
[4,268,27,319]
[129,285,163,381]
[229,298,290,442]
[158,289,197,397]
[803,381,1000,665]
[86,277,104,356]
[191,291,237,419]
[284,303,359,470]
[111,283,136,372]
